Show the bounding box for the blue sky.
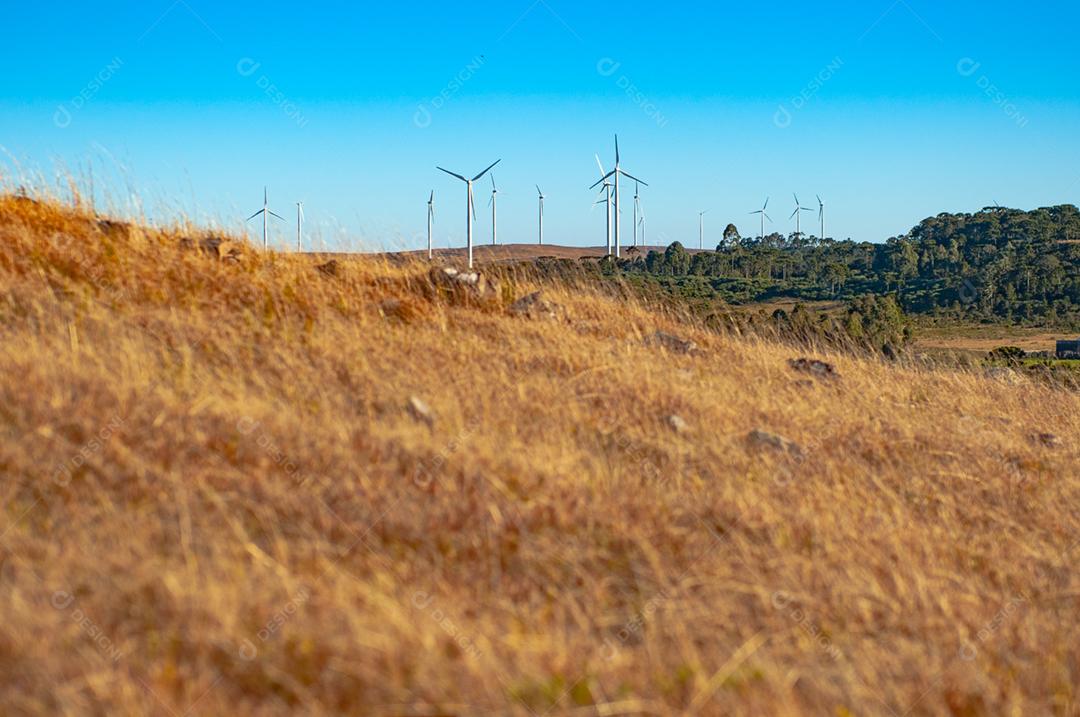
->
[2,1,1079,250]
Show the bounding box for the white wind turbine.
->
[488,175,499,245]
[750,197,772,239]
[591,135,647,258]
[536,185,545,245]
[593,154,613,255]
[790,194,813,237]
[247,187,286,250]
[296,202,304,252]
[633,181,642,247]
[436,159,501,269]
[817,195,825,240]
[427,191,435,259]
[698,210,709,250]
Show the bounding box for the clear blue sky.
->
[2,1,1079,250]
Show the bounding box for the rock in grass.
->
[747,429,804,459]
[509,291,563,321]
[649,331,703,356]
[667,414,690,435]
[428,267,499,304]
[788,358,839,380]
[1031,432,1061,448]
[407,396,434,427]
[317,260,340,277]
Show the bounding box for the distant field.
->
[319,243,722,265]
[913,324,1068,354]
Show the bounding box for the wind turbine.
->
[593,155,613,255]
[633,181,642,247]
[436,160,501,269]
[296,201,304,252]
[750,198,772,239]
[591,135,647,259]
[790,194,813,237]
[698,210,708,250]
[246,187,286,250]
[536,185,545,245]
[488,175,499,245]
[427,191,435,259]
[817,195,825,240]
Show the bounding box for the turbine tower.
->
[790,194,813,237]
[427,191,435,259]
[750,197,771,240]
[593,155,613,255]
[296,202,304,252]
[817,195,825,240]
[638,206,645,246]
[536,185,545,245]
[488,175,499,245]
[699,210,708,250]
[633,181,642,247]
[436,160,501,269]
[591,135,647,259]
[246,187,286,250]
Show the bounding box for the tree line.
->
[616,205,1080,327]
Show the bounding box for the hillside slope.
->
[0,196,1078,716]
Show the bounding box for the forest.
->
[616,204,1080,327]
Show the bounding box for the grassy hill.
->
[1,194,1078,715]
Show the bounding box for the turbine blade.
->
[618,169,647,186]
[764,197,770,210]
[246,209,264,221]
[614,134,620,164]
[491,174,496,191]
[764,213,772,222]
[589,170,617,189]
[269,210,287,221]
[472,159,501,182]
[436,167,468,182]
[790,208,799,219]
[595,154,606,176]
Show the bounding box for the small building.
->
[1056,338,1080,359]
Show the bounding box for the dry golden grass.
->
[1,194,1078,716]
